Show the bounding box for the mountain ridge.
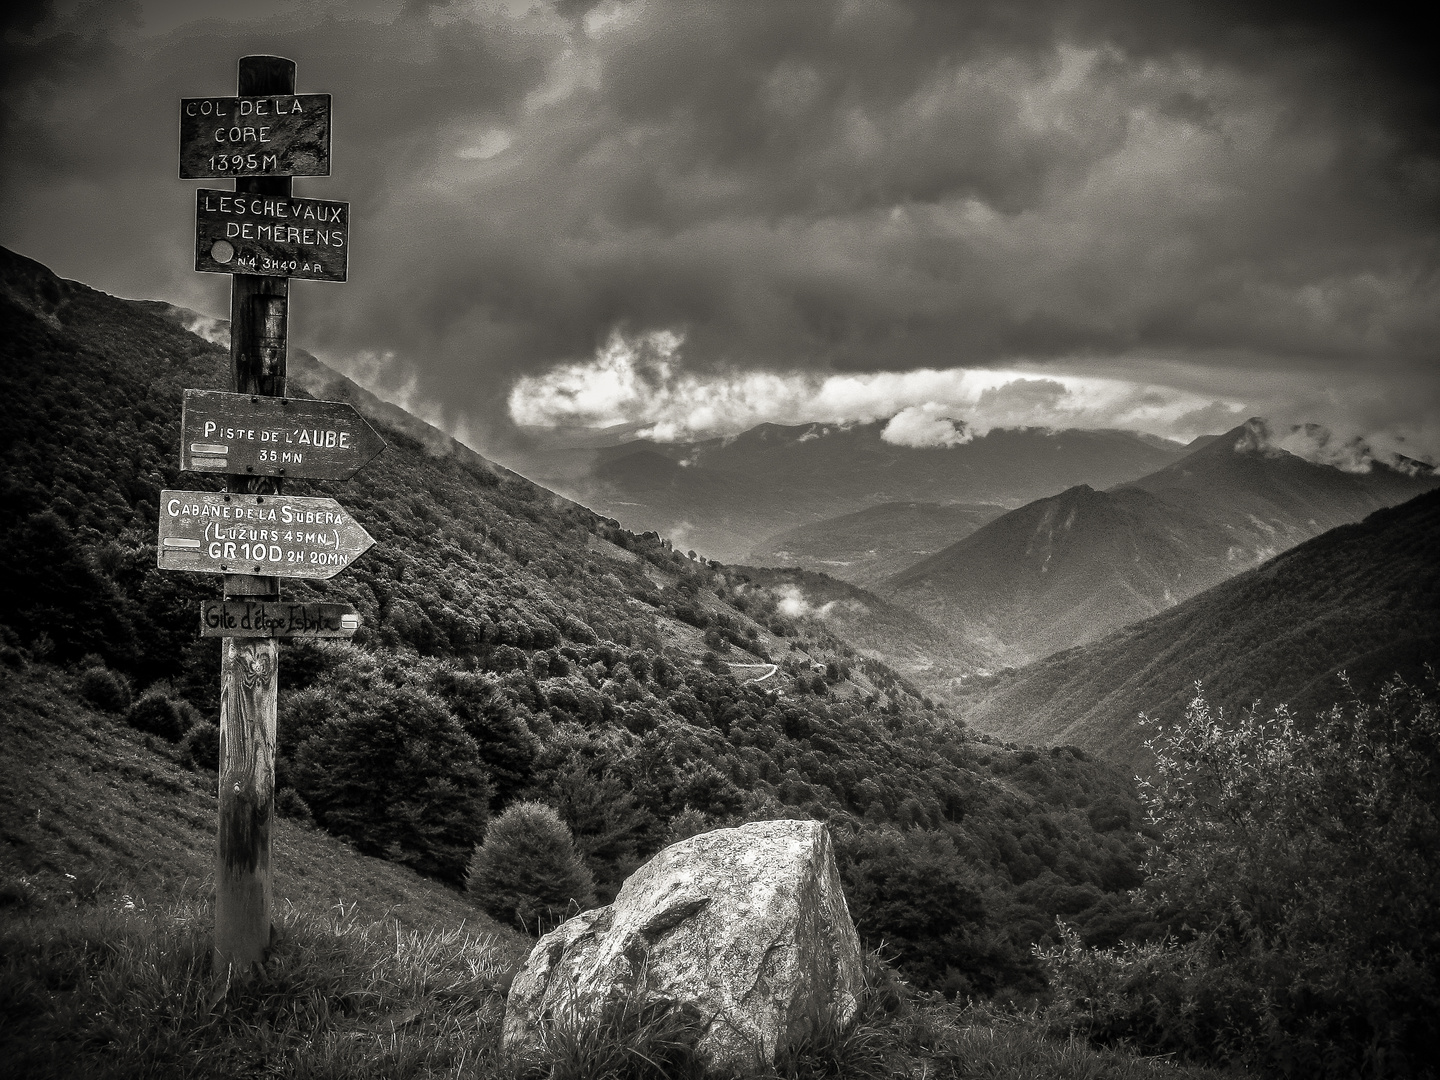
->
[952,487,1440,773]
[745,500,1009,587]
[879,419,1437,671]
[532,420,1188,562]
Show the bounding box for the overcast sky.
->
[3,0,1437,466]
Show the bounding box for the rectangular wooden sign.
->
[180,94,331,178]
[200,600,360,638]
[158,490,375,579]
[181,390,385,481]
[195,189,348,281]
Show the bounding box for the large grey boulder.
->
[501,819,863,1073]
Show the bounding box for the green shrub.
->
[180,719,219,772]
[1044,674,1440,1076]
[275,786,314,824]
[838,827,1022,998]
[78,665,132,712]
[467,800,596,932]
[124,690,187,741]
[292,684,491,885]
[1036,922,1258,1066]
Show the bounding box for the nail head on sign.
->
[211,240,234,263]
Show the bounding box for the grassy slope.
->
[0,659,527,1079]
[0,661,526,935]
[0,667,1232,1080]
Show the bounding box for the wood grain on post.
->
[215,637,278,968]
[215,53,294,975]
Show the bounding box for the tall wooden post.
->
[214,54,293,974]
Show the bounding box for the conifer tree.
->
[466,800,596,931]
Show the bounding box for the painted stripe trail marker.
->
[159,55,378,978]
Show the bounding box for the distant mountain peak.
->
[1210,416,1436,478]
[1230,418,1291,458]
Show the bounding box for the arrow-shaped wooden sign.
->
[181,390,386,481]
[158,490,375,579]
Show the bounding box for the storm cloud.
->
[3,0,1437,461]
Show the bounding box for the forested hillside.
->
[954,488,1440,772]
[882,420,1436,670]
[0,246,1153,996]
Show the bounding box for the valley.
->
[3,243,1437,1078]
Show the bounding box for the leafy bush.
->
[179,719,219,772]
[78,665,132,712]
[275,786,314,824]
[292,684,492,885]
[1043,674,1440,1077]
[467,800,596,932]
[124,689,187,741]
[1037,922,1259,1066]
[839,827,1023,997]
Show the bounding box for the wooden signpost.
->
[162,55,378,977]
[181,390,385,480]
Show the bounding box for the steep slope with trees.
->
[882,421,1436,670]
[0,245,1152,995]
[954,489,1440,773]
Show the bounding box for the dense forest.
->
[0,247,1154,998]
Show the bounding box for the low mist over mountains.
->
[880,421,1436,670]
[527,421,1186,562]
[954,488,1440,773]
[747,501,1007,588]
